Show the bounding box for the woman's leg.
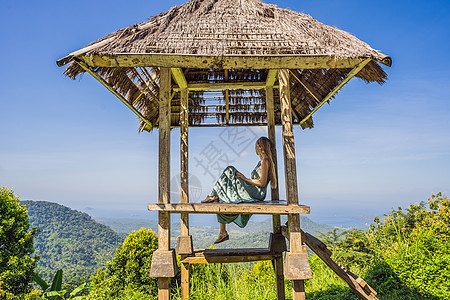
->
[220,223,226,234]
[203,166,240,204]
[214,223,229,244]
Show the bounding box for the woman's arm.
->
[236,159,270,187]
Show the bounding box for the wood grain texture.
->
[181,258,189,300]
[171,68,187,88]
[159,67,171,205]
[180,87,189,236]
[79,54,369,69]
[273,256,285,300]
[292,280,306,300]
[158,68,171,255]
[175,235,193,255]
[279,69,299,206]
[182,248,282,264]
[158,278,170,300]
[147,202,310,214]
[266,83,282,234]
[150,250,178,277]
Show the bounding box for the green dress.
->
[208,161,269,228]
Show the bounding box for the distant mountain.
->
[94,217,158,239]
[22,201,123,285]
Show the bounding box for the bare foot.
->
[214,232,229,244]
[201,195,219,203]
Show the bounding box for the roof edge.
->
[56,37,115,67]
[58,53,390,70]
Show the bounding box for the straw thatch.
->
[58,0,391,131]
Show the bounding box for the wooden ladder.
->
[282,226,379,300]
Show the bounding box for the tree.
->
[89,227,158,298]
[0,187,38,294]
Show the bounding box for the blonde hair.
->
[256,137,277,189]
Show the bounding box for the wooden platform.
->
[181,248,282,264]
[147,200,310,215]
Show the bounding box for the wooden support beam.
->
[269,232,287,300]
[273,257,285,300]
[280,68,308,299]
[159,67,171,207]
[181,259,189,300]
[74,60,153,130]
[131,73,160,105]
[171,68,188,89]
[77,54,376,69]
[279,69,299,206]
[184,254,280,264]
[292,281,306,300]
[181,248,282,264]
[178,85,192,300]
[290,70,323,103]
[266,69,278,87]
[269,233,287,253]
[180,87,189,232]
[147,202,310,214]
[265,81,282,235]
[158,67,171,300]
[300,58,371,125]
[159,278,170,300]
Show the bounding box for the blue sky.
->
[1,0,449,226]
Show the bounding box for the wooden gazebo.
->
[57,0,390,299]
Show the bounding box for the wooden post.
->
[171,68,193,300]
[181,262,189,300]
[266,70,281,233]
[279,69,308,300]
[180,86,191,300]
[158,67,171,300]
[266,71,285,300]
[180,87,189,235]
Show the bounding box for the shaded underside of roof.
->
[58,0,391,132]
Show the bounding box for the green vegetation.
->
[22,201,123,288]
[89,228,158,299]
[366,192,450,299]
[34,269,87,300]
[88,194,449,299]
[0,187,38,295]
[3,193,448,299]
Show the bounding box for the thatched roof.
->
[58,0,391,131]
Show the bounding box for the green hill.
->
[21,201,123,285]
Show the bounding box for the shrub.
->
[89,228,158,299]
[0,187,38,295]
